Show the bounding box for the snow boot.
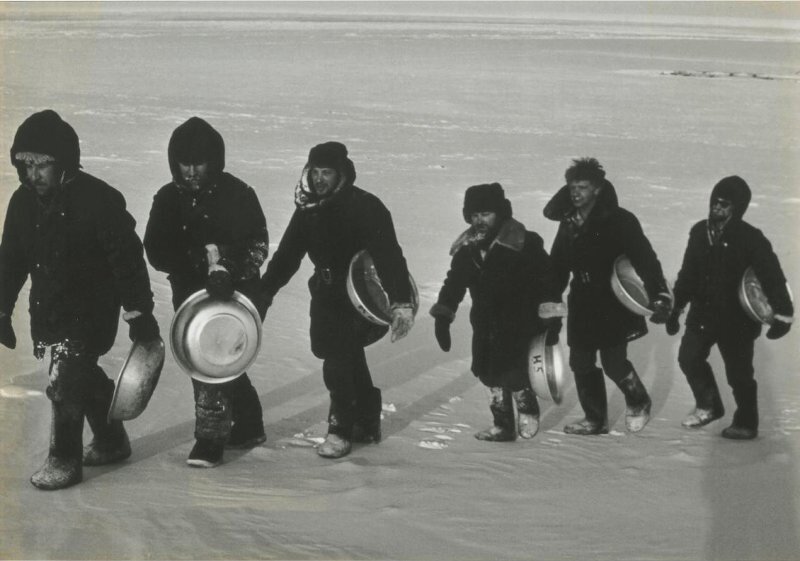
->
[475,387,516,442]
[513,387,540,439]
[187,438,225,468]
[226,423,266,449]
[317,433,352,458]
[225,373,266,449]
[565,367,608,435]
[564,418,609,435]
[721,425,757,440]
[31,401,84,490]
[682,407,724,428]
[352,387,382,444]
[616,369,652,433]
[83,378,131,466]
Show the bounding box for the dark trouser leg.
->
[718,332,757,431]
[352,349,382,443]
[678,327,725,424]
[224,373,266,448]
[83,366,131,465]
[475,387,516,441]
[322,351,362,440]
[566,347,608,432]
[31,346,91,490]
[602,344,651,432]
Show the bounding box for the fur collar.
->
[449,217,526,256]
[294,165,350,211]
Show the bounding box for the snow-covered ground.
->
[1,3,799,560]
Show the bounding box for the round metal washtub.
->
[737,266,794,325]
[527,327,565,404]
[346,249,419,326]
[610,254,676,317]
[108,337,166,421]
[170,290,262,384]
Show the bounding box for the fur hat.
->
[10,110,81,178]
[307,141,356,184]
[168,117,225,180]
[462,183,513,223]
[710,175,751,218]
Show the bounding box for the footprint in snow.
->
[419,439,448,450]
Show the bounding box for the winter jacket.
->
[673,180,793,337]
[1,111,154,355]
[143,117,269,311]
[544,181,669,349]
[144,173,269,310]
[434,218,560,389]
[260,180,412,359]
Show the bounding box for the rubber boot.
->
[475,387,516,442]
[31,401,84,490]
[564,368,609,435]
[352,387,382,444]
[513,387,540,439]
[318,399,353,459]
[616,368,652,433]
[83,377,131,466]
[226,374,266,449]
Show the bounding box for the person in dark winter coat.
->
[430,183,563,441]
[0,110,160,490]
[260,141,415,459]
[144,117,270,468]
[544,157,671,435]
[666,175,793,440]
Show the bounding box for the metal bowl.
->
[108,337,165,421]
[738,266,778,325]
[527,328,565,404]
[346,249,419,326]
[610,254,656,316]
[170,290,262,384]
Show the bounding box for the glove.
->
[766,319,791,340]
[543,317,562,346]
[127,312,161,343]
[0,314,16,349]
[649,295,672,325]
[434,316,452,352]
[206,268,234,300]
[665,309,682,336]
[390,305,415,342]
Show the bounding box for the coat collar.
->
[449,217,526,256]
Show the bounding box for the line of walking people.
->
[0,110,793,491]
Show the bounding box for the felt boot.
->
[616,369,652,433]
[564,367,608,435]
[31,402,84,490]
[475,387,516,442]
[83,377,131,466]
[352,387,382,444]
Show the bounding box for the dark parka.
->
[673,178,793,337]
[434,218,560,390]
[143,117,269,312]
[260,169,412,359]
[544,180,669,349]
[0,110,154,356]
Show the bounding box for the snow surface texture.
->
[1,4,799,560]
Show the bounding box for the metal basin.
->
[108,337,165,421]
[170,290,262,384]
[346,249,419,326]
[737,266,794,325]
[527,328,565,404]
[610,254,675,317]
